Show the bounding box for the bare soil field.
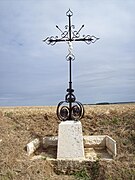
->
[0,104,135,180]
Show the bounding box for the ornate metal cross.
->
[43,9,99,121]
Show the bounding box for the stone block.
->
[57,121,85,160]
[42,136,58,148]
[106,136,117,157]
[84,135,106,148]
[27,138,40,156]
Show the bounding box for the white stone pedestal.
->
[57,120,85,160]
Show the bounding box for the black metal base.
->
[56,89,84,121]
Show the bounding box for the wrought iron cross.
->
[43,9,99,121]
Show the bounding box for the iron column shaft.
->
[68,14,72,41]
[69,56,72,119]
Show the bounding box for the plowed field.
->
[0,104,135,179]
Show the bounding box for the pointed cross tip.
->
[66,9,73,16]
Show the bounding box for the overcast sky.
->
[0,0,135,106]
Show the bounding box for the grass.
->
[74,169,90,180]
[0,170,14,180]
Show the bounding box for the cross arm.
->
[43,35,99,46]
[74,35,99,44]
[43,37,68,46]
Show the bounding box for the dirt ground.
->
[0,104,135,180]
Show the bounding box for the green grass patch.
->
[74,168,90,180]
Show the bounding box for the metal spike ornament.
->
[43,9,99,121]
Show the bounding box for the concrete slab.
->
[57,121,85,160]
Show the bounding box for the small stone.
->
[27,138,40,156]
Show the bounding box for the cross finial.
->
[43,9,99,59]
[66,9,73,16]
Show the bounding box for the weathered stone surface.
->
[42,136,58,148]
[83,135,106,148]
[27,138,40,156]
[57,121,85,160]
[27,134,117,160]
[85,148,98,161]
[106,136,117,157]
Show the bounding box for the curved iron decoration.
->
[57,100,84,121]
[43,9,99,121]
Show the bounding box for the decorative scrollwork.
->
[82,35,99,45]
[57,101,68,121]
[59,106,70,121]
[56,25,68,39]
[61,31,68,38]
[65,93,76,103]
[71,102,84,120]
[43,36,58,46]
[57,101,84,121]
[91,35,100,43]
[72,25,84,39]
[65,25,68,29]
[73,31,80,38]
[72,25,75,29]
